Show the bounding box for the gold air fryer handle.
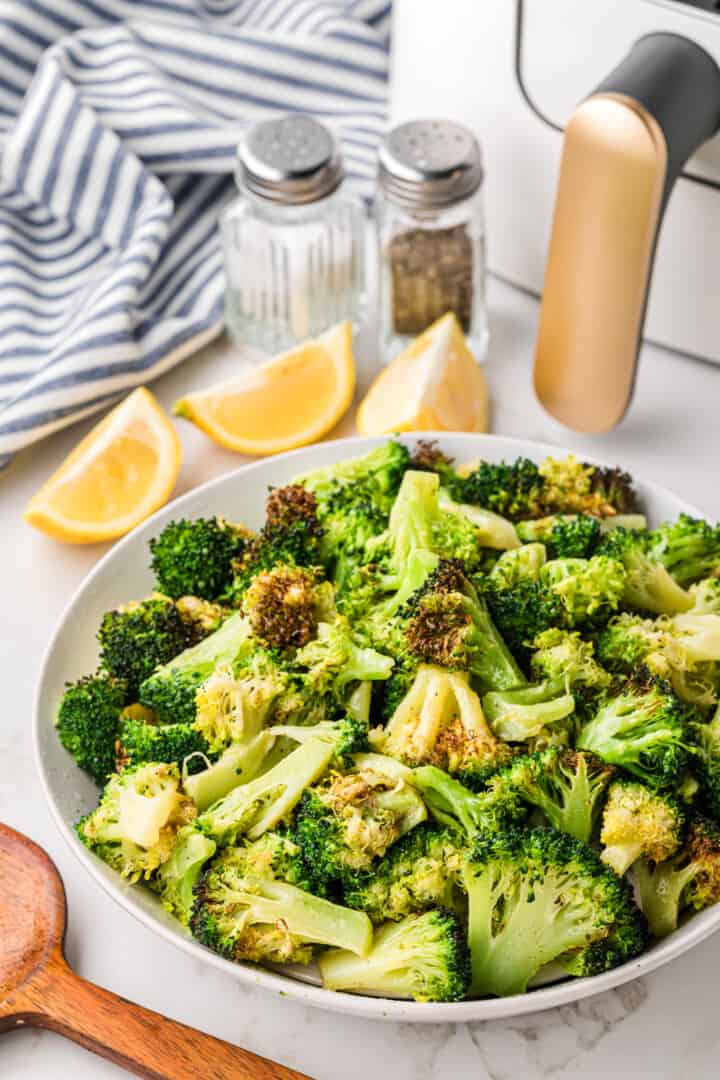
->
[534,34,720,433]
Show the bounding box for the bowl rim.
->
[33,431,720,1023]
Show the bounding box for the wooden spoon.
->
[0,824,312,1080]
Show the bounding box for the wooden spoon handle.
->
[26,958,312,1080]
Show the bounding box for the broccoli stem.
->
[633,860,696,937]
[197,736,336,845]
[599,515,647,533]
[530,755,606,843]
[375,548,439,620]
[171,610,251,672]
[387,471,441,566]
[438,489,520,551]
[624,563,693,616]
[183,732,277,811]
[155,827,217,925]
[346,681,373,726]
[319,930,425,997]
[464,594,526,692]
[602,841,644,878]
[222,878,372,956]
[483,683,575,742]
[413,766,510,841]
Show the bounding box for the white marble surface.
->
[2,275,720,1079]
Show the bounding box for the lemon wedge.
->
[356,312,488,435]
[174,321,355,455]
[25,388,181,543]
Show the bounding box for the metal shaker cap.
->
[238,114,344,205]
[378,119,484,209]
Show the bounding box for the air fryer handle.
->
[533,34,720,433]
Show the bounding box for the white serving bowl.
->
[34,433,719,1022]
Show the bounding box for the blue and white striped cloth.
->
[0,1,390,465]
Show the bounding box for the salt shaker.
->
[376,119,489,360]
[221,114,367,354]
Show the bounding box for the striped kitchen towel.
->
[0,0,390,465]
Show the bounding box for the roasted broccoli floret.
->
[139,611,253,724]
[175,595,227,640]
[317,491,388,591]
[538,455,633,517]
[587,465,639,516]
[488,544,546,588]
[343,824,465,923]
[319,909,471,1002]
[447,454,636,521]
[494,748,616,843]
[410,439,455,475]
[297,440,410,508]
[634,816,720,937]
[57,674,127,784]
[77,763,196,882]
[484,578,565,661]
[116,715,209,773]
[413,765,526,840]
[153,826,217,925]
[340,472,492,630]
[97,596,190,696]
[538,556,626,628]
[193,660,283,755]
[196,718,365,847]
[517,515,601,560]
[599,780,685,876]
[648,515,720,587]
[449,457,545,520]
[483,682,576,744]
[383,469,484,571]
[487,548,625,647]
[596,527,692,615]
[294,618,394,706]
[530,628,611,693]
[150,517,250,601]
[164,656,287,809]
[295,754,427,887]
[373,665,514,785]
[297,442,410,589]
[463,826,647,996]
[335,470,476,627]
[405,560,525,691]
[577,670,694,789]
[224,485,324,604]
[598,612,720,707]
[191,835,372,965]
[365,549,442,626]
[242,566,333,651]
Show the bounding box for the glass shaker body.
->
[220,113,367,356]
[222,189,366,355]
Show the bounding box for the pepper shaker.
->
[221,114,367,354]
[375,119,489,360]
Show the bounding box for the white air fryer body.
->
[391,0,720,364]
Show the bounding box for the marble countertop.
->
[2,276,720,1080]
